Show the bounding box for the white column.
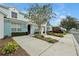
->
[41,26,44,34]
[0,14,4,39]
[45,26,47,35]
[30,25,34,35]
[30,25,32,35]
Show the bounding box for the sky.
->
[2,3,79,26]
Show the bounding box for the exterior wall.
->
[4,20,11,36]
[9,8,29,22]
[47,26,52,31]
[0,13,4,39]
[0,7,27,21]
[4,19,28,36]
[18,13,25,20]
[20,23,28,32]
[30,25,39,34]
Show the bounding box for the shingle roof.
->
[0,10,7,16]
[0,4,25,15]
[0,4,9,9]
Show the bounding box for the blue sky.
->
[3,3,79,26]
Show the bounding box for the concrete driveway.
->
[13,35,53,56]
[13,34,78,56]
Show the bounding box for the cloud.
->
[59,15,66,19]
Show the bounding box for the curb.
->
[72,34,79,56]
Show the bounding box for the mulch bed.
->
[0,38,30,56]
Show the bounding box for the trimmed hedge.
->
[12,32,28,36]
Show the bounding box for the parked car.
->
[52,27,64,33]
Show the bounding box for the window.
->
[12,28,16,32]
[18,28,21,31]
[11,12,17,18]
[11,23,21,32]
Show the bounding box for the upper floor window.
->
[11,12,17,18]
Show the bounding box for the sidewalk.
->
[13,34,77,56]
[41,34,77,56]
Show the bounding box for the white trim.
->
[0,13,4,39]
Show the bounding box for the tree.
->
[60,16,78,31]
[25,4,55,34]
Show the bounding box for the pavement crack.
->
[39,44,53,56]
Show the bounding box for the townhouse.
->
[0,4,52,39]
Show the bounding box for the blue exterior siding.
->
[4,19,28,36]
[21,23,27,32]
[4,20,11,36]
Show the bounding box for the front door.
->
[28,25,31,34]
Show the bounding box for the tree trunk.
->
[38,25,41,34]
[41,26,43,35]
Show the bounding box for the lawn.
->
[47,32,66,37]
[33,34,58,43]
[0,37,30,56]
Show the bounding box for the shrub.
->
[46,37,58,43]
[12,32,28,36]
[1,41,19,55]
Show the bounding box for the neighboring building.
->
[0,4,52,39]
[69,28,77,33]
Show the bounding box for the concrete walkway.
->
[13,34,77,56]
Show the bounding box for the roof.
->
[19,11,25,15]
[0,4,9,9]
[0,4,25,15]
[0,10,7,16]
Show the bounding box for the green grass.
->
[33,34,58,43]
[33,34,45,40]
[53,33,64,37]
[47,32,65,37]
[46,37,58,43]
